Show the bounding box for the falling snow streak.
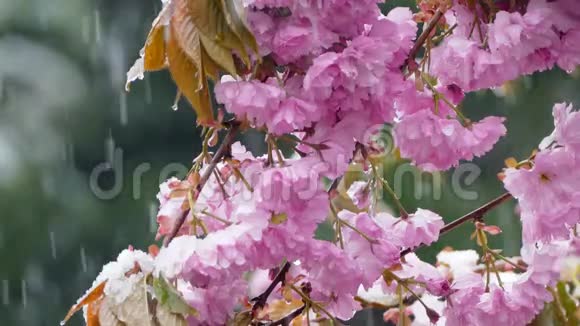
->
[105,130,115,167]
[49,231,56,260]
[2,280,8,305]
[119,90,128,126]
[80,247,88,273]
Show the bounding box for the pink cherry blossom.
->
[156,177,191,239]
[503,148,580,243]
[552,102,580,152]
[346,181,371,209]
[394,109,506,171]
[376,209,444,249]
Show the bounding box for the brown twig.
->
[251,262,292,315]
[163,121,241,247]
[407,9,444,72]
[257,305,306,326]
[327,177,341,194]
[400,192,513,257]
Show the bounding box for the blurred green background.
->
[0,0,579,325]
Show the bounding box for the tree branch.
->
[400,192,513,257]
[163,122,241,247]
[407,9,444,71]
[258,305,306,326]
[251,262,292,315]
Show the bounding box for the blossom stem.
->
[488,250,527,272]
[370,162,409,218]
[407,9,444,72]
[200,209,232,226]
[422,75,470,124]
[330,205,344,249]
[398,279,431,313]
[380,178,409,219]
[338,218,377,244]
[289,285,339,325]
[400,192,513,257]
[260,304,306,326]
[163,121,240,247]
[432,24,458,43]
[251,262,292,314]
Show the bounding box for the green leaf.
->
[200,33,237,77]
[556,282,579,326]
[185,0,250,64]
[220,0,259,56]
[153,276,199,317]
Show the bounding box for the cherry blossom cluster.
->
[70,1,580,325]
[431,0,580,91]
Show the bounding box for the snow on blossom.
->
[156,177,191,239]
[409,293,446,326]
[92,249,154,304]
[356,278,398,307]
[155,235,199,279]
[394,109,506,171]
[396,253,451,297]
[503,148,580,243]
[436,249,480,278]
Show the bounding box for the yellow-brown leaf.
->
[167,27,213,125]
[87,299,103,326]
[144,24,166,71]
[62,281,107,325]
[171,0,203,85]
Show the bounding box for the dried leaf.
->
[111,278,153,326]
[144,24,166,71]
[167,27,213,125]
[504,157,518,168]
[87,299,103,326]
[98,297,124,326]
[62,281,107,325]
[156,305,188,326]
[263,298,303,324]
[172,0,203,71]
